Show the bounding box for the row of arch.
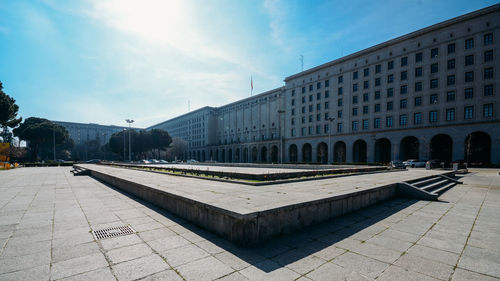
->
[187,131,491,164]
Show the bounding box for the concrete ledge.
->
[84,166,397,247]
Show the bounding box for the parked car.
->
[85,159,101,164]
[390,160,406,169]
[186,159,198,163]
[404,159,427,168]
[158,160,169,164]
[139,159,150,164]
[148,159,160,164]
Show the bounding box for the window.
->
[337,123,342,132]
[353,95,358,104]
[447,59,455,70]
[415,96,422,106]
[465,38,474,49]
[375,77,381,86]
[301,106,306,113]
[363,93,369,102]
[302,96,306,103]
[292,89,295,96]
[431,48,439,58]
[429,111,438,123]
[338,110,342,118]
[338,75,343,83]
[291,128,296,136]
[309,126,313,134]
[309,105,313,112]
[484,84,493,96]
[308,115,313,122]
[430,79,438,89]
[431,63,438,73]
[317,82,321,89]
[447,75,455,86]
[324,124,329,133]
[387,101,393,111]
[363,80,369,89]
[401,85,408,94]
[484,50,493,62]
[316,103,321,111]
[386,116,393,127]
[387,74,394,83]
[325,90,329,98]
[364,68,369,77]
[325,80,330,87]
[309,84,313,92]
[361,119,368,130]
[401,56,408,66]
[415,52,423,62]
[400,99,407,109]
[316,92,321,100]
[484,33,493,45]
[465,88,474,99]
[446,108,456,121]
[399,114,408,126]
[324,112,329,120]
[483,103,493,117]
[353,83,358,92]
[414,82,422,92]
[401,71,407,81]
[353,71,358,80]
[484,68,494,79]
[363,105,369,114]
[301,116,305,124]
[291,99,295,106]
[388,61,394,70]
[465,71,474,82]
[447,91,455,101]
[375,64,381,73]
[325,101,329,109]
[464,106,473,119]
[291,108,295,115]
[415,67,423,77]
[301,127,306,136]
[338,87,343,95]
[302,87,305,93]
[352,107,358,116]
[374,103,381,112]
[352,121,358,131]
[316,125,321,134]
[338,99,343,106]
[387,88,394,97]
[291,118,295,125]
[414,112,422,124]
[374,118,381,128]
[374,91,381,99]
[447,43,455,54]
[430,94,438,104]
[465,55,474,66]
[309,95,313,102]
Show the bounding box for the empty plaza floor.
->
[0,167,499,281]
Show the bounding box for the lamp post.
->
[123,128,126,162]
[125,119,134,161]
[328,117,336,164]
[278,109,285,163]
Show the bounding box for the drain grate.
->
[92,225,135,240]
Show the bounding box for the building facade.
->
[149,5,500,164]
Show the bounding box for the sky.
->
[0,0,498,128]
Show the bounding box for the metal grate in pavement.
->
[92,225,136,240]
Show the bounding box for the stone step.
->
[413,176,443,187]
[421,179,450,192]
[431,181,456,195]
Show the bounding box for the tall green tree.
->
[150,129,172,159]
[0,81,22,144]
[13,117,72,161]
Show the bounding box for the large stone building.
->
[149,4,500,165]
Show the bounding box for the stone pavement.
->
[0,167,499,280]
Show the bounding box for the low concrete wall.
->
[87,167,397,246]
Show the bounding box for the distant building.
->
[155,4,500,164]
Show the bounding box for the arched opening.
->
[465,131,491,166]
[209,150,213,161]
[260,147,268,162]
[374,138,391,163]
[243,147,249,163]
[334,141,346,163]
[430,134,453,162]
[400,136,419,161]
[251,147,258,162]
[228,148,233,163]
[302,143,312,163]
[235,148,240,163]
[317,142,328,164]
[271,145,279,163]
[353,139,367,163]
[197,151,200,161]
[214,149,218,161]
[289,144,298,163]
[221,149,226,163]
[202,151,206,162]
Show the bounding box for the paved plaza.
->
[0,167,499,280]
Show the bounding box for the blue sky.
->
[0,0,497,128]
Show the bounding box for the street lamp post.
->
[123,128,126,161]
[328,117,336,164]
[125,119,134,162]
[278,109,285,163]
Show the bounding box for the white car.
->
[404,159,426,168]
